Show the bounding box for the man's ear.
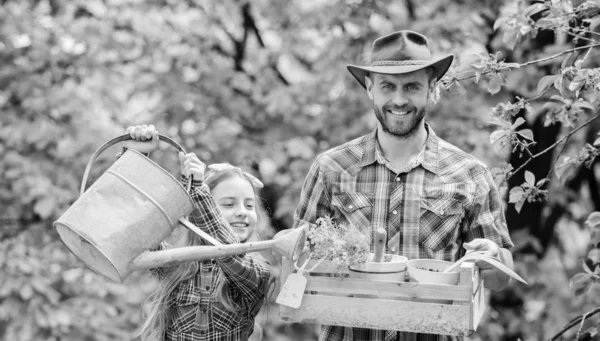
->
[427,79,438,103]
[365,75,374,100]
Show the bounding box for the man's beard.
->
[374,102,426,139]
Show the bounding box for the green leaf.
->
[488,116,512,129]
[490,129,511,153]
[493,17,508,31]
[503,27,521,50]
[524,171,535,186]
[20,284,33,300]
[519,25,532,35]
[34,196,55,219]
[588,249,600,264]
[584,17,600,31]
[586,212,600,229]
[487,74,503,94]
[508,186,524,203]
[569,272,593,296]
[569,76,586,92]
[555,156,576,180]
[536,75,558,95]
[525,3,548,16]
[591,228,600,247]
[536,178,549,187]
[515,195,526,213]
[575,100,595,112]
[512,117,526,129]
[536,17,558,29]
[517,129,534,140]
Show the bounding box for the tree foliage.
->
[1,0,600,340]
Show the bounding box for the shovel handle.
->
[80,134,188,196]
[373,227,387,263]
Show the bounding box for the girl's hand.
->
[178,152,206,180]
[123,124,159,154]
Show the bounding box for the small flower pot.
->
[406,259,460,285]
[348,254,408,282]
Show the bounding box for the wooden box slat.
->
[280,295,472,335]
[305,276,473,301]
[278,258,485,336]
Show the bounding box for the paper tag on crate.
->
[276,256,325,309]
[276,273,307,308]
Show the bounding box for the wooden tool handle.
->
[373,227,387,262]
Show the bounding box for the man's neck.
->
[377,122,428,169]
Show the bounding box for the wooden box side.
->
[280,294,472,336]
[278,258,484,336]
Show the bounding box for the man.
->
[292,30,515,341]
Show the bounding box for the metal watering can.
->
[53,134,307,283]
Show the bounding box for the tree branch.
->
[453,42,600,83]
[546,133,571,180]
[508,112,600,180]
[549,307,600,341]
[405,0,416,21]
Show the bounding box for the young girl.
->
[125,125,274,341]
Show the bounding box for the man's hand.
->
[463,238,500,257]
[123,124,160,154]
[463,238,513,291]
[178,152,206,180]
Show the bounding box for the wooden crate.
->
[278,258,486,336]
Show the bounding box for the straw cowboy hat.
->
[347,30,454,89]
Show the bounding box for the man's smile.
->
[387,109,411,116]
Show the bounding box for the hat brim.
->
[347,55,454,89]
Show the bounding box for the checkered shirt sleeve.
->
[463,168,514,249]
[292,154,333,228]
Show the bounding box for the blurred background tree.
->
[1,0,599,340]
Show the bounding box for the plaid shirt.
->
[293,124,514,341]
[153,177,272,341]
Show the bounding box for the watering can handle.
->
[80,134,188,196]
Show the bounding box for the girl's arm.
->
[220,254,273,311]
[181,175,239,245]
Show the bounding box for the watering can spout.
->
[131,225,309,273]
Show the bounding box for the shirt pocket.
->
[169,289,201,334]
[211,301,244,331]
[331,192,373,228]
[419,195,465,252]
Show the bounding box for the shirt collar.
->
[360,123,439,175]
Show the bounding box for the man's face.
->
[365,70,432,138]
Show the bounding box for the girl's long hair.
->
[137,168,271,341]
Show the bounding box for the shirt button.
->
[201,309,207,314]
[205,286,210,291]
[348,205,354,209]
[440,210,445,215]
[395,177,401,182]
[392,210,398,215]
[199,330,206,335]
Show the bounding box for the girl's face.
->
[210,176,257,242]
